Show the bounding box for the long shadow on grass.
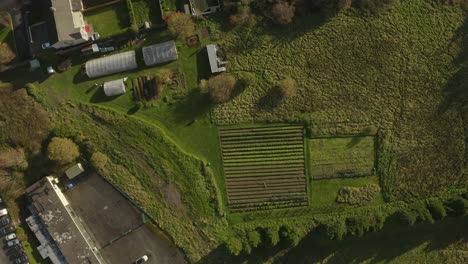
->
[440,16,468,113]
[255,87,283,111]
[173,88,211,125]
[278,216,468,264]
[90,86,122,103]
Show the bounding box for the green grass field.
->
[308,137,375,179]
[1,0,468,262]
[84,3,130,37]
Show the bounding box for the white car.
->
[134,255,148,264]
[0,208,7,217]
[7,239,19,247]
[5,233,16,241]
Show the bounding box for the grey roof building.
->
[188,0,221,16]
[207,44,227,73]
[26,176,106,264]
[142,41,178,66]
[85,51,137,78]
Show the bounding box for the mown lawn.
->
[84,3,130,37]
[132,0,163,25]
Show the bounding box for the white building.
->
[103,78,126,97]
[50,0,89,49]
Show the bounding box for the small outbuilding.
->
[85,50,137,78]
[207,44,227,73]
[142,41,178,66]
[65,163,85,180]
[103,78,126,96]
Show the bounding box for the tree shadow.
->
[173,88,212,125]
[277,216,468,264]
[196,48,212,81]
[440,16,468,113]
[255,88,283,111]
[90,87,119,103]
[127,104,141,115]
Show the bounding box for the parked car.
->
[99,46,115,53]
[5,233,16,241]
[9,244,23,253]
[41,42,50,49]
[7,238,20,247]
[0,226,15,237]
[134,255,149,264]
[14,255,28,264]
[0,217,10,228]
[0,208,8,217]
[11,249,26,258]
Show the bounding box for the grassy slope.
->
[84,3,130,37]
[213,0,467,200]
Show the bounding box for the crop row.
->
[223,155,304,164]
[229,201,308,213]
[224,159,305,168]
[219,125,303,134]
[223,148,304,157]
[221,140,304,149]
[220,132,303,142]
[223,163,304,173]
[226,170,305,178]
[220,130,303,139]
[223,151,304,159]
[228,192,307,203]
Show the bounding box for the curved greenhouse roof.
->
[143,41,178,66]
[85,51,138,78]
[103,79,126,96]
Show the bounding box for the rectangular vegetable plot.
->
[309,137,375,180]
[219,126,308,212]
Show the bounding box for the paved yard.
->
[65,172,185,264]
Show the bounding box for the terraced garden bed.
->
[219,125,307,212]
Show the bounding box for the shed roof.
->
[85,51,137,78]
[207,44,226,73]
[142,41,178,66]
[65,163,85,180]
[103,79,126,96]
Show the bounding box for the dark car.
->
[8,244,23,255]
[0,226,15,237]
[11,250,26,258]
[0,217,10,228]
[14,255,28,264]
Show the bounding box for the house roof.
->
[50,0,85,41]
[85,51,138,78]
[27,176,101,264]
[142,41,178,66]
[207,44,226,73]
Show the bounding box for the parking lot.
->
[65,172,186,264]
[0,197,28,264]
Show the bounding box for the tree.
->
[392,209,416,226]
[200,74,237,103]
[426,199,447,221]
[278,78,298,98]
[165,12,195,40]
[90,152,109,172]
[320,219,347,240]
[271,0,296,25]
[247,229,262,248]
[230,6,257,27]
[47,137,80,164]
[279,226,301,247]
[264,227,280,247]
[225,237,243,256]
[444,197,468,217]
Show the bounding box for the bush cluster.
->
[336,184,381,205]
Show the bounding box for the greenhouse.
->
[143,41,178,66]
[103,78,126,96]
[85,51,138,78]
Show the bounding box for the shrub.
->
[279,226,301,247]
[271,0,296,25]
[278,78,298,98]
[444,197,468,217]
[426,199,447,221]
[230,6,257,27]
[47,137,80,164]
[368,210,385,232]
[200,74,237,104]
[247,230,262,248]
[225,237,243,256]
[165,12,195,40]
[320,219,347,240]
[392,209,416,226]
[90,152,109,172]
[413,205,435,224]
[336,184,381,205]
[264,227,280,247]
[0,148,25,169]
[345,216,367,237]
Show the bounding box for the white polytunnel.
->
[142,40,178,66]
[103,79,126,96]
[85,51,138,78]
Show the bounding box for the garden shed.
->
[85,51,137,78]
[103,78,126,96]
[142,41,178,66]
[65,163,85,180]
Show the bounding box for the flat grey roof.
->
[27,176,102,264]
[207,44,226,73]
[142,41,178,66]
